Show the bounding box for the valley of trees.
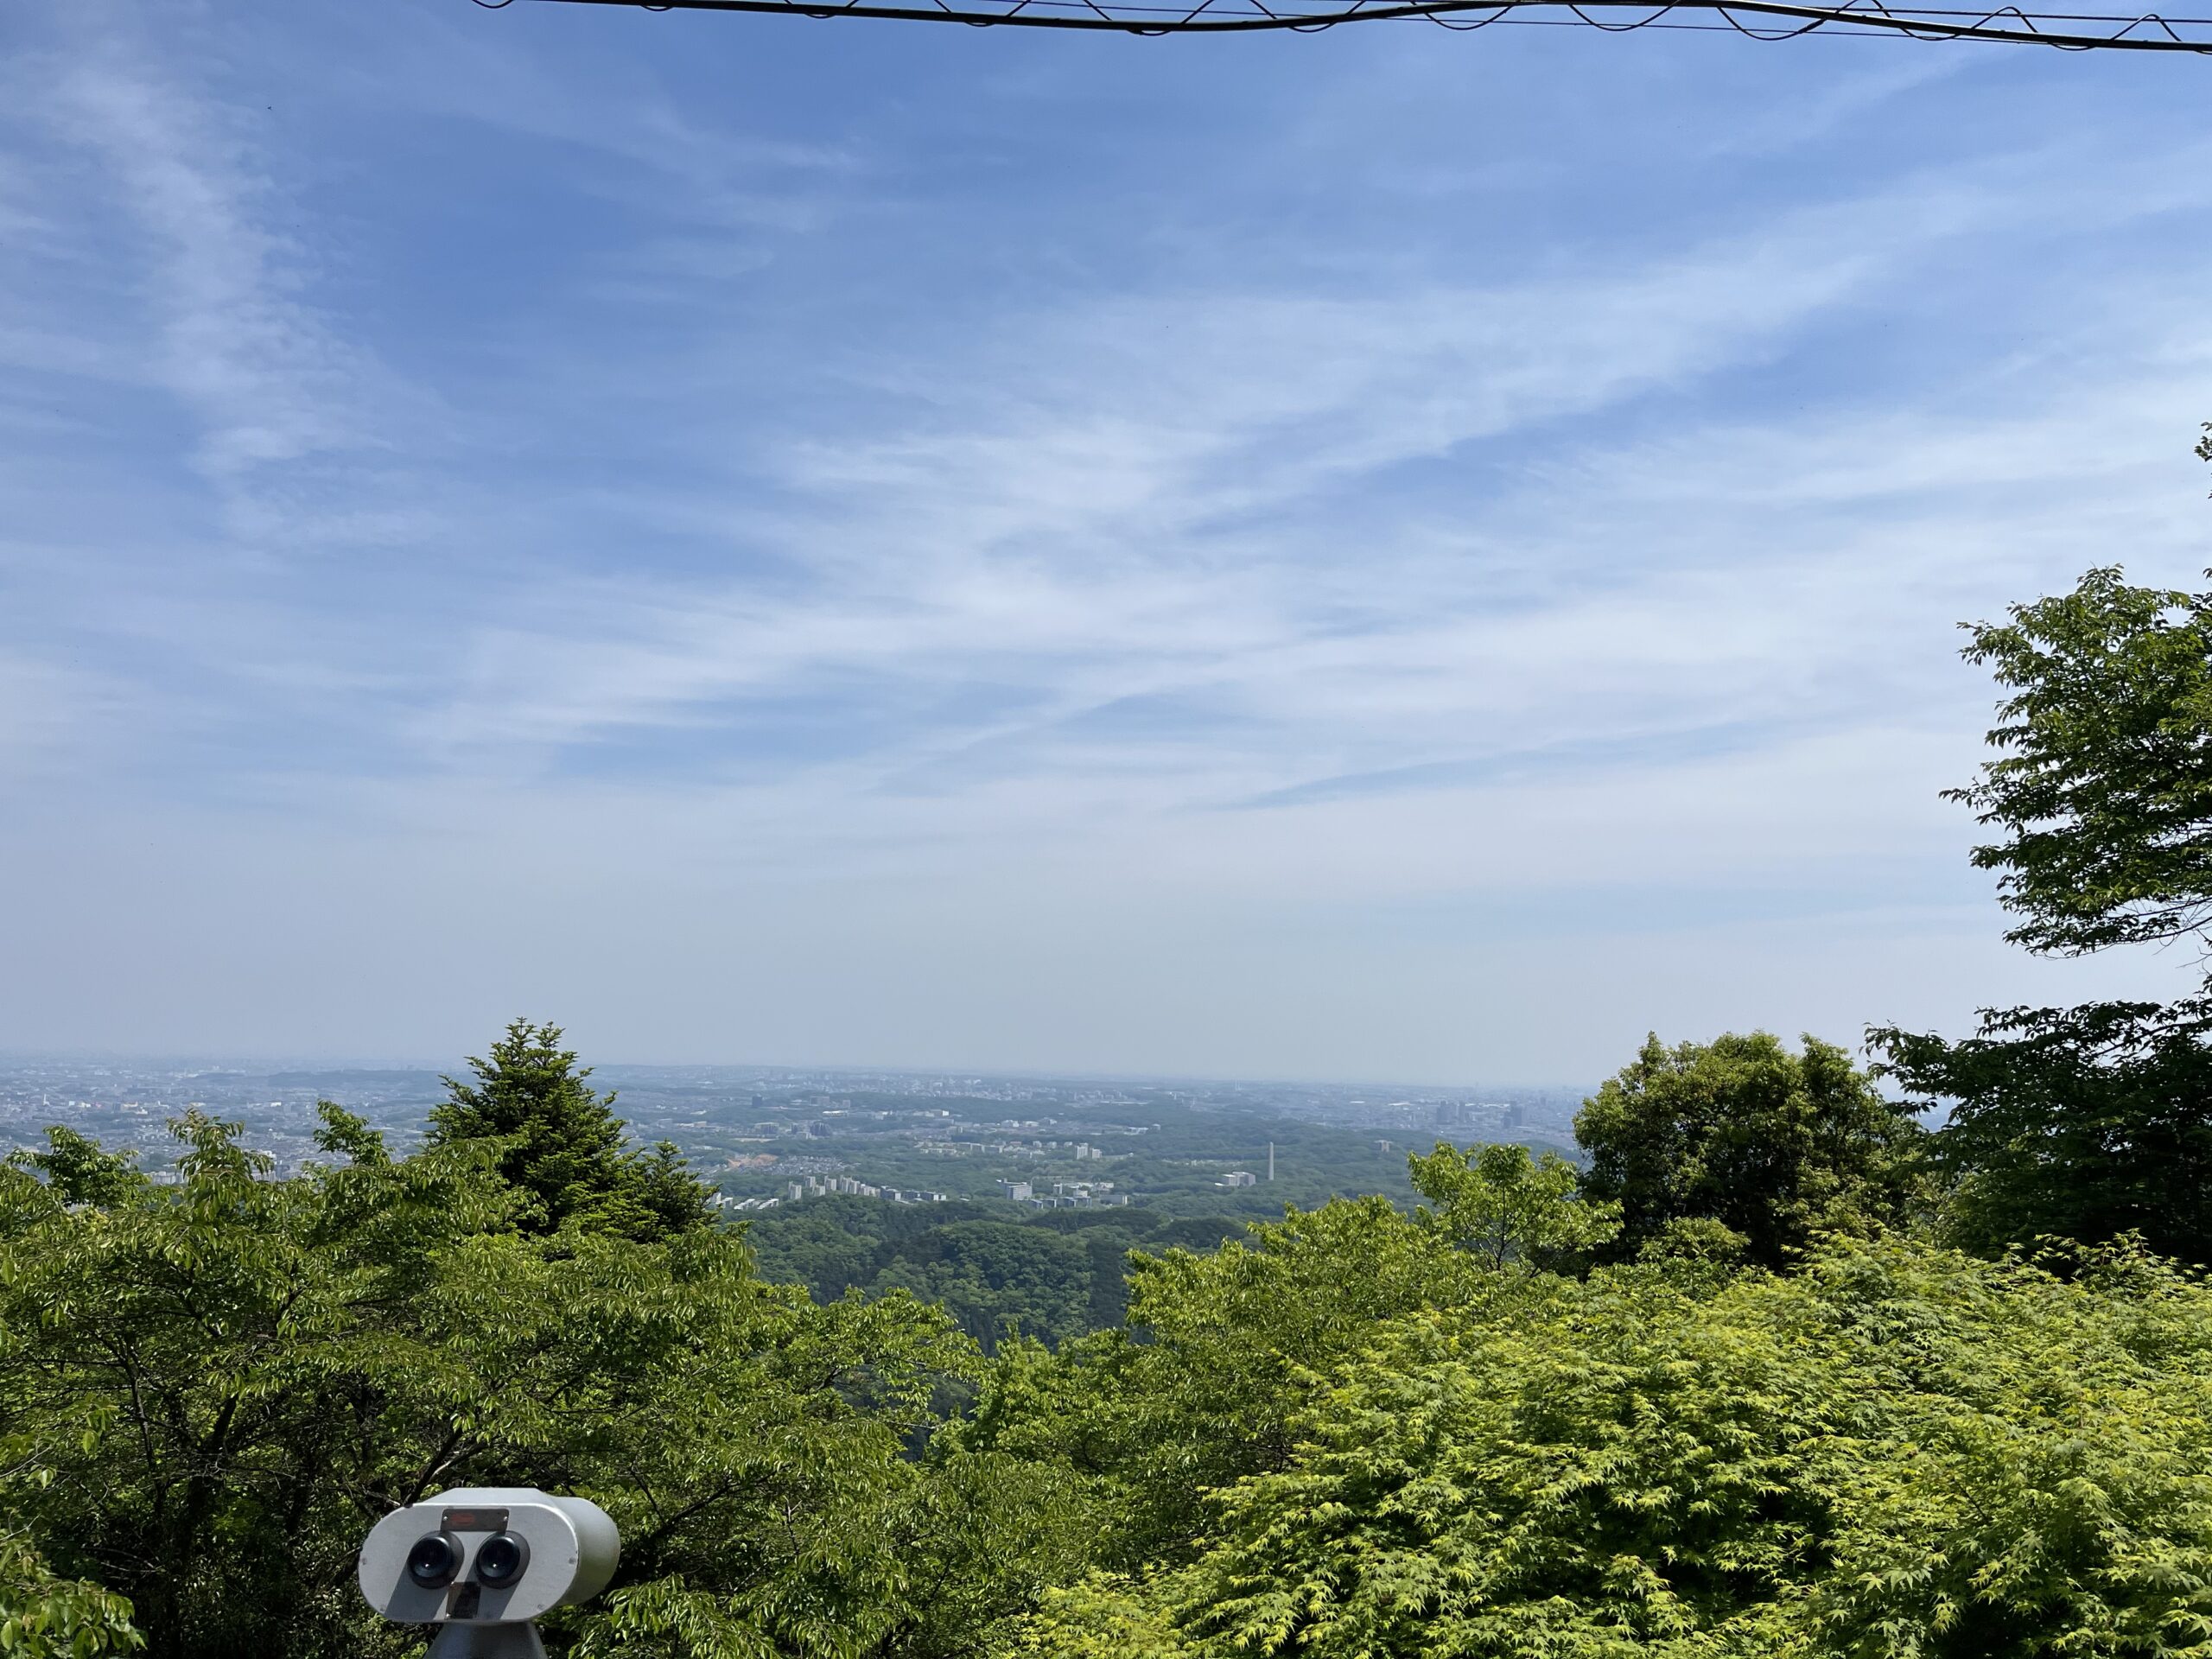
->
[747,1199,1259,1352]
[8,556,2212,1658]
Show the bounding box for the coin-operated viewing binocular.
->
[359,1488,620,1659]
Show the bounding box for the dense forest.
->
[6,557,2212,1658]
[747,1198,1260,1351]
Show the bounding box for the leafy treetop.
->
[1871,559,2212,1267]
[429,1018,711,1241]
[1575,1031,1923,1271]
[0,1103,1070,1659]
[1948,564,2212,957]
[1407,1141,1618,1273]
[0,1535,143,1659]
[1092,1236,2212,1659]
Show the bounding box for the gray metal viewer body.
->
[358,1487,620,1659]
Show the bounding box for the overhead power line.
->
[478,0,2212,49]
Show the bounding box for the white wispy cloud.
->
[43,49,365,480]
[5,3,2210,1071]
[398,137,2212,813]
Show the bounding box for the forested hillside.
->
[747,1199,1276,1350]
[5,560,2212,1658]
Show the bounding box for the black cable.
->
[477,0,2212,46]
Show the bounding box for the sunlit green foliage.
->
[957,1193,1484,1569]
[0,1107,1070,1659]
[1945,564,2212,957]
[1407,1141,1618,1271]
[958,1138,1621,1572]
[6,971,2209,1659]
[0,1535,141,1658]
[1025,1236,2212,1659]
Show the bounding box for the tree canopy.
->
[1872,561,2212,1266]
[1027,1236,2212,1659]
[1947,565,2212,956]
[1877,995,2212,1266]
[1407,1141,1618,1271]
[0,1103,1077,1659]
[1946,566,2212,955]
[9,1002,2212,1659]
[871,1223,1096,1354]
[1573,1031,1923,1269]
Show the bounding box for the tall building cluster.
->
[785,1177,948,1204]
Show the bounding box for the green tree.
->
[1871,564,2212,1263]
[1878,995,2212,1265]
[1946,565,2212,957]
[1575,1031,1923,1270]
[744,1198,888,1298]
[428,1019,711,1240]
[0,1102,1062,1659]
[1406,1141,1618,1271]
[957,1196,1491,1570]
[0,1535,142,1658]
[955,1162,1618,1574]
[1030,1236,2212,1659]
[15,1126,145,1208]
[869,1224,1096,1354]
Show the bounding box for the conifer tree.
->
[428,1018,711,1240]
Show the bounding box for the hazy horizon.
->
[0,1046,1588,1096]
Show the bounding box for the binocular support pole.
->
[428,1623,547,1659]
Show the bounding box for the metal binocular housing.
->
[359,1488,620,1659]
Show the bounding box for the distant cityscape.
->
[0,1057,1589,1211]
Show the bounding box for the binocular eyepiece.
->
[404,1528,530,1591]
[406,1531,462,1587]
[359,1489,619,1659]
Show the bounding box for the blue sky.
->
[3,1,2209,1080]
